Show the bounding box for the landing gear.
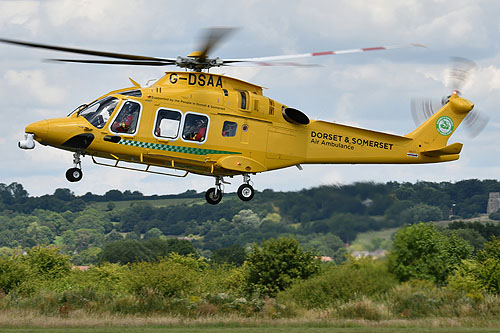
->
[205,174,255,205]
[237,174,254,201]
[66,152,83,182]
[205,187,222,205]
[205,176,225,205]
[66,168,83,182]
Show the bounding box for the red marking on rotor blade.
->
[312,51,336,56]
[362,47,386,51]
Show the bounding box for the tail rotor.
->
[411,57,488,138]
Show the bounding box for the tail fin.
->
[405,94,474,153]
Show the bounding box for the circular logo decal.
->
[436,116,454,136]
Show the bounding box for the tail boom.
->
[303,95,473,165]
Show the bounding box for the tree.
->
[105,230,123,242]
[143,227,163,240]
[212,244,246,266]
[72,247,102,265]
[389,223,473,284]
[24,246,72,279]
[143,238,197,259]
[245,237,320,296]
[232,209,260,227]
[99,239,153,264]
[53,188,74,201]
[448,237,500,296]
[399,204,443,223]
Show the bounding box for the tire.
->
[237,184,254,201]
[66,168,83,182]
[205,187,222,205]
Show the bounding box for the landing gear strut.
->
[205,176,224,205]
[237,173,254,201]
[66,152,83,182]
[205,174,255,205]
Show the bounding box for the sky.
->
[0,0,499,197]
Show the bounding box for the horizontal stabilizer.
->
[421,142,463,157]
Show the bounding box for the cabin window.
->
[239,91,248,110]
[182,113,209,142]
[222,121,237,137]
[154,109,181,139]
[110,100,141,135]
[79,96,119,129]
[119,90,142,97]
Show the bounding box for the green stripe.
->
[118,139,241,156]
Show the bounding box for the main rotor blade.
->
[47,59,176,66]
[224,43,426,64]
[225,61,321,67]
[0,38,175,62]
[197,27,236,60]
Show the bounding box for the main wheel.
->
[205,187,222,205]
[237,184,254,201]
[66,168,83,182]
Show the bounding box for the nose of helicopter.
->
[25,120,49,140]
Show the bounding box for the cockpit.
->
[76,96,119,129]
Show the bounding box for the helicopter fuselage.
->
[22,71,474,204]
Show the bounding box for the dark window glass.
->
[111,101,141,134]
[222,121,237,137]
[240,91,247,109]
[119,90,142,97]
[182,114,209,142]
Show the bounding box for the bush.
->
[0,254,30,294]
[278,258,397,309]
[335,297,391,321]
[448,236,500,297]
[389,223,473,284]
[126,254,205,298]
[244,237,320,296]
[389,280,465,318]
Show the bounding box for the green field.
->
[90,197,204,210]
[3,321,500,332]
[0,310,498,332]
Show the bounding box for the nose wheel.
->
[66,152,84,182]
[205,176,225,205]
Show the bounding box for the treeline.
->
[0,179,499,265]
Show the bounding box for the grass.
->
[1,313,500,332]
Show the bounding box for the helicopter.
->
[3,28,477,205]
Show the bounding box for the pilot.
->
[112,103,138,133]
[193,119,207,141]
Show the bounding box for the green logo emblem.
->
[436,116,454,136]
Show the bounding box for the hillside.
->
[0,179,499,264]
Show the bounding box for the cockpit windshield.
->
[78,97,119,129]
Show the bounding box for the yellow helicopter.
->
[2,29,477,204]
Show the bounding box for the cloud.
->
[4,69,66,105]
